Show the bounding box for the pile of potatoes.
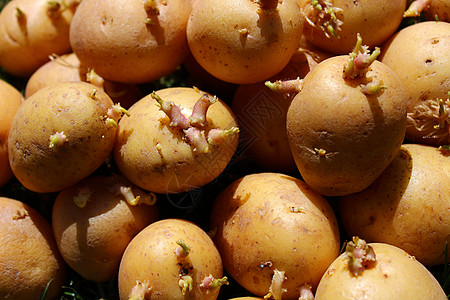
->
[0,0,449,299]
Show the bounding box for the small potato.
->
[339,144,450,265]
[0,0,78,77]
[0,197,66,300]
[8,81,118,193]
[210,173,340,299]
[0,79,23,187]
[315,240,447,299]
[52,175,159,282]
[118,218,224,300]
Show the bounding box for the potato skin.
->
[70,0,192,83]
[210,173,340,299]
[0,0,76,77]
[301,0,406,54]
[0,197,66,300]
[315,243,447,299]
[287,56,407,196]
[118,218,223,300]
[187,0,304,84]
[114,87,239,194]
[8,81,116,193]
[339,144,450,265]
[0,80,23,187]
[380,21,450,146]
[52,175,159,282]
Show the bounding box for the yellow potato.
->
[0,0,77,77]
[315,242,447,299]
[0,197,66,299]
[52,175,159,282]
[8,81,117,193]
[0,79,23,187]
[210,173,340,299]
[339,144,450,265]
[114,87,239,194]
[118,218,224,300]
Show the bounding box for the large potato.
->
[8,81,117,193]
[210,173,340,299]
[339,144,450,265]
[0,80,23,187]
[0,197,66,299]
[287,55,407,196]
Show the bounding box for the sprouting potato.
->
[114,87,239,194]
[314,238,447,299]
[210,172,340,299]
[8,81,122,193]
[0,0,79,77]
[118,218,225,300]
[52,175,159,282]
[287,35,407,196]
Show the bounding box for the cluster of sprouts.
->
[152,90,239,153]
[304,0,343,38]
[345,236,377,277]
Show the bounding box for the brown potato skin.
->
[0,197,66,300]
[315,243,447,299]
[300,0,407,54]
[8,81,116,193]
[380,21,450,146]
[187,0,304,84]
[210,173,340,299]
[0,80,23,187]
[114,87,239,194]
[339,144,450,265]
[118,218,223,300]
[52,175,159,282]
[70,0,192,83]
[287,56,407,196]
[0,0,76,77]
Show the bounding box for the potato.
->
[287,50,407,196]
[0,79,23,187]
[8,81,118,193]
[380,21,450,146]
[70,0,192,83]
[210,173,340,299]
[0,197,66,299]
[25,53,143,108]
[187,0,304,84]
[339,144,450,265]
[114,87,239,194]
[315,239,447,299]
[300,0,406,54]
[118,218,224,299]
[0,0,78,77]
[52,175,159,282]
